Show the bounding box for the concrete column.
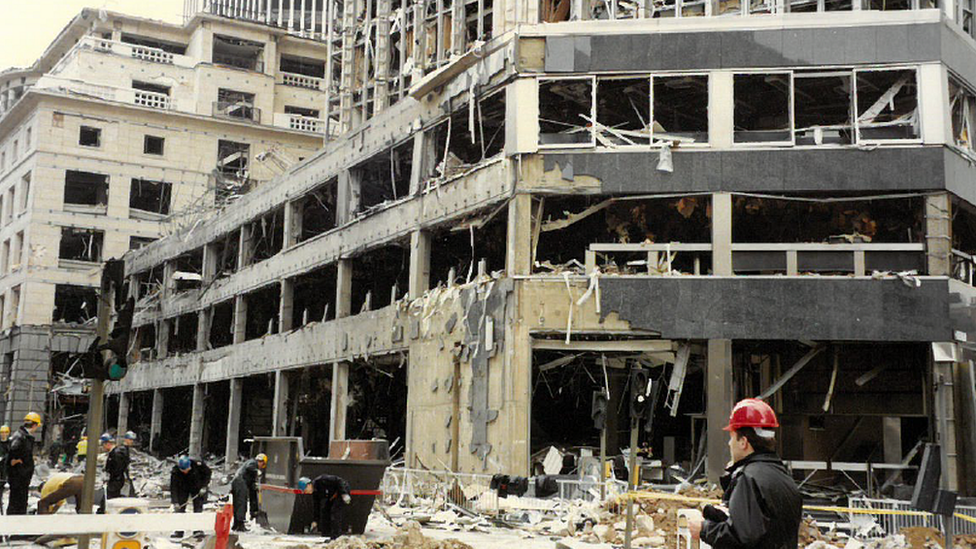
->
[330,362,349,443]
[336,170,361,223]
[506,194,534,276]
[711,193,733,276]
[157,320,170,359]
[709,72,734,148]
[925,193,951,276]
[336,259,353,318]
[934,361,959,491]
[279,278,295,332]
[188,384,205,458]
[233,295,247,344]
[408,230,431,299]
[117,393,130,439]
[239,224,253,269]
[285,199,302,248]
[707,339,733,482]
[150,389,164,454]
[272,370,290,436]
[225,378,243,467]
[203,242,218,283]
[409,132,427,194]
[196,309,210,351]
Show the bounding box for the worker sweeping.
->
[171,455,212,513]
[76,435,88,463]
[37,472,84,514]
[7,412,41,515]
[298,475,352,539]
[0,425,9,513]
[230,453,267,531]
[687,398,803,549]
[170,455,212,537]
[102,432,130,499]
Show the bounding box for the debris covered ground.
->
[14,450,976,549]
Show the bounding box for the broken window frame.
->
[538,76,597,150]
[652,73,710,147]
[950,75,976,157]
[63,170,109,213]
[733,71,795,147]
[793,69,855,147]
[79,125,102,148]
[595,76,652,149]
[58,227,104,265]
[853,66,921,145]
[129,178,173,218]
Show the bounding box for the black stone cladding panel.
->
[542,147,945,194]
[546,23,942,73]
[598,277,951,341]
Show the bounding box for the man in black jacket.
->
[0,425,10,513]
[171,455,212,513]
[101,433,129,499]
[689,399,803,549]
[298,475,352,539]
[230,453,266,531]
[7,413,41,515]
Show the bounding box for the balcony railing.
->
[279,72,324,91]
[584,242,925,276]
[79,36,194,68]
[213,101,261,123]
[273,113,324,133]
[134,90,171,109]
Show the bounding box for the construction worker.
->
[102,432,130,499]
[298,475,352,539]
[688,398,803,549]
[0,425,10,512]
[122,430,138,448]
[7,412,41,515]
[76,435,88,463]
[171,455,212,513]
[230,453,267,531]
[37,472,84,514]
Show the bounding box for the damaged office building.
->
[109,0,976,497]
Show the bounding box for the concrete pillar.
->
[408,230,431,299]
[279,278,295,332]
[336,259,353,318]
[507,194,535,276]
[117,393,130,440]
[925,193,951,277]
[285,199,302,248]
[709,72,734,148]
[336,170,361,223]
[150,389,164,454]
[272,370,290,436]
[196,309,210,351]
[711,193,733,276]
[330,362,349,443]
[707,339,733,483]
[225,378,243,467]
[188,384,205,458]
[157,320,170,359]
[233,295,247,344]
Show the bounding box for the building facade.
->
[114,0,976,494]
[0,8,331,439]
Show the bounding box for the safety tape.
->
[623,491,976,525]
[259,483,381,497]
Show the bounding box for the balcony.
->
[273,113,324,133]
[279,72,324,91]
[133,90,171,109]
[80,36,195,68]
[213,101,261,123]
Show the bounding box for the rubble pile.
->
[324,522,474,549]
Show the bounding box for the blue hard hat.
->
[177,455,192,471]
[99,433,113,444]
[297,477,312,491]
[123,431,137,441]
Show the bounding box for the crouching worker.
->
[298,475,351,539]
[37,473,84,514]
[171,455,212,537]
[230,453,266,531]
[171,455,212,513]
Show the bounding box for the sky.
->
[0,0,186,72]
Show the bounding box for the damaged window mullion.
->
[853,67,920,143]
[538,76,596,148]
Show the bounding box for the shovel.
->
[253,510,270,528]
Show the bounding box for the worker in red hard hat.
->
[688,398,803,549]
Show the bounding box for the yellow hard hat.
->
[0,425,9,435]
[256,453,268,467]
[24,412,41,425]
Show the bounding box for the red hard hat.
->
[723,398,779,431]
